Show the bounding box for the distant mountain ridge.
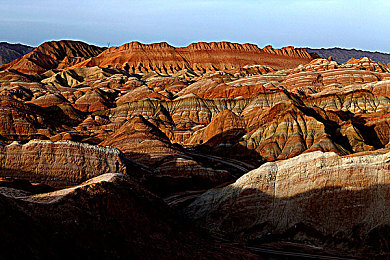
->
[61,40,315,73]
[306,47,390,64]
[0,40,106,74]
[0,42,34,65]
[0,40,314,74]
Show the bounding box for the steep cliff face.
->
[185,150,390,256]
[262,45,314,59]
[0,40,106,74]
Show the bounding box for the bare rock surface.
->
[0,140,126,186]
[1,39,390,257]
[186,150,390,257]
[72,41,313,73]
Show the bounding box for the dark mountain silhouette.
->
[306,47,390,64]
[0,42,34,65]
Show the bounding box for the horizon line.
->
[2,38,390,55]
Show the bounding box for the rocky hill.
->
[186,149,390,257]
[76,41,314,73]
[0,40,106,74]
[1,40,314,74]
[0,42,34,65]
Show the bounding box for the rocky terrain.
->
[1,39,390,258]
[186,150,390,258]
[0,140,127,186]
[0,42,34,65]
[75,42,313,73]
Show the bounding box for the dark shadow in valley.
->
[296,105,354,153]
[188,128,264,171]
[0,173,258,259]
[138,152,235,197]
[348,113,384,149]
[118,128,263,197]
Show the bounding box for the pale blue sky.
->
[1,0,389,52]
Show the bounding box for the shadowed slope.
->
[0,173,259,259]
[0,42,34,65]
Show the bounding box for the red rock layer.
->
[76,41,313,73]
[2,51,390,195]
[262,45,313,58]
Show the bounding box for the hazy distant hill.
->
[0,42,34,65]
[306,47,390,64]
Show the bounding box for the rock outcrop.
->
[306,47,390,64]
[3,55,390,188]
[0,140,126,186]
[186,150,390,257]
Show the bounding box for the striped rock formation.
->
[0,140,126,186]
[1,41,390,194]
[185,150,390,257]
[75,41,313,73]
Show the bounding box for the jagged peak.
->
[344,56,380,65]
[185,41,261,51]
[262,44,312,58]
[105,41,311,54]
[345,57,360,63]
[113,41,175,52]
[308,57,338,64]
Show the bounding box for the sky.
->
[1,0,390,52]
